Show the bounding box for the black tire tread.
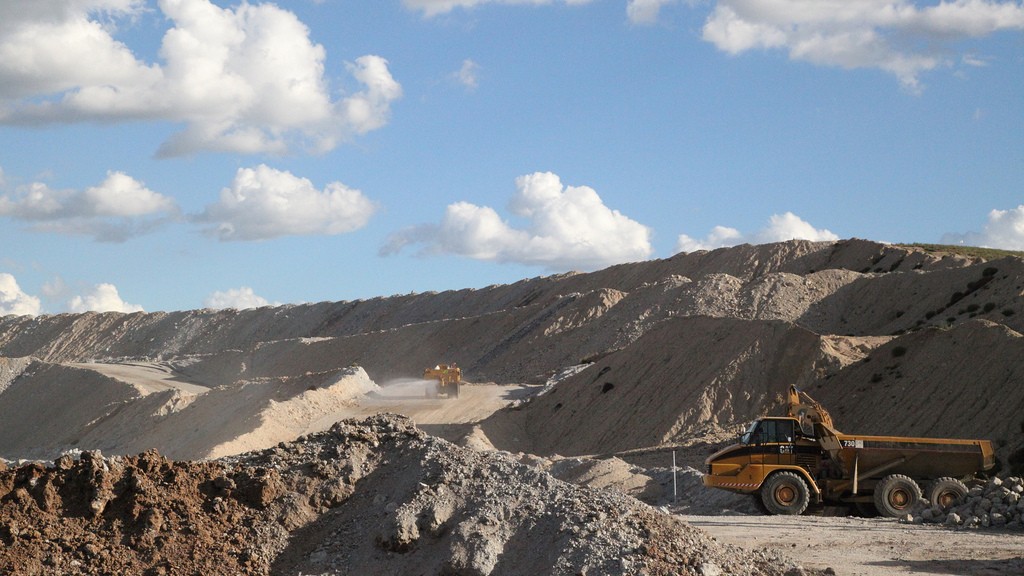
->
[760,471,810,516]
[926,476,968,510]
[873,474,922,518]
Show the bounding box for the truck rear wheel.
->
[926,477,968,510]
[873,474,922,517]
[761,471,810,515]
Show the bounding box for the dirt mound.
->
[480,317,840,457]
[0,365,378,461]
[0,241,1002,377]
[0,361,144,459]
[0,414,811,576]
[804,319,1024,467]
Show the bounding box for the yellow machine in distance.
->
[423,363,461,399]
[703,385,994,517]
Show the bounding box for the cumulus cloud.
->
[0,273,42,317]
[0,170,178,242]
[382,171,652,271]
[67,283,144,313]
[195,164,377,241]
[204,287,272,310]
[404,0,593,17]
[0,0,401,156]
[627,0,679,25]
[699,0,1024,90]
[0,1,156,100]
[941,205,1024,250]
[676,212,838,253]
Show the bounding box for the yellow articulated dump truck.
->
[423,363,461,399]
[703,386,995,517]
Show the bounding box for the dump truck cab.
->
[704,416,824,513]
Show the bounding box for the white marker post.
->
[672,450,677,504]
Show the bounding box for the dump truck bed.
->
[822,429,995,481]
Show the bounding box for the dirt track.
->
[70,361,211,395]
[681,514,1024,575]
[303,379,537,442]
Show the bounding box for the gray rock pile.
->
[903,476,1024,529]
[2,413,825,575]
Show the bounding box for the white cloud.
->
[676,212,838,253]
[336,55,404,142]
[0,0,401,156]
[627,0,678,25]
[0,170,178,242]
[700,0,1024,90]
[941,205,1024,250]
[85,171,177,217]
[756,212,840,244]
[67,283,144,313]
[0,273,42,317]
[196,164,378,241]
[676,225,743,253]
[0,1,156,101]
[382,171,652,271]
[404,0,593,17]
[204,287,271,310]
[455,59,481,90]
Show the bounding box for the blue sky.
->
[0,0,1022,314]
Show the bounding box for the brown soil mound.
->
[0,414,810,576]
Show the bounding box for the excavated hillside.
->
[2,239,1024,469]
[0,239,1012,374]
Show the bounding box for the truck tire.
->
[873,474,922,517]
[760,471,810,515]
[926,477,968,510]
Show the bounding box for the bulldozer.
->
[423,363,461,399]
[703,385,994,517]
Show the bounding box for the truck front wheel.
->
[873,474,922,517]
[761,471,810,515]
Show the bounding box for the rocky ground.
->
[0,414,818,576]
[903,476,1024,529]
